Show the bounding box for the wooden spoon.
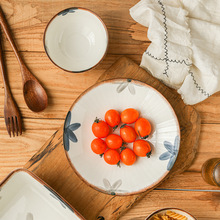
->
[0,7,48,112]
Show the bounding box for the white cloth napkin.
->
[130,0,220,105]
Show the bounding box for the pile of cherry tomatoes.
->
[91,108,152,166]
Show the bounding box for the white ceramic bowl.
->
[0,169,84,220]
[63,79,180,195]
[146,208,196,220]
[44,7,108,72]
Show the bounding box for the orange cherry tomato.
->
[133,140,152,157]
[105,134,123,149]
[104,149,120,165]
[91,138,107,155]
[92,118,110,138]
[121,108,139,124]
[135,118,151,138]
[120,148,136,166]
[120,125,137,143]
[105,109,121,128]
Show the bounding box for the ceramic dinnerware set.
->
[0,7,196,220]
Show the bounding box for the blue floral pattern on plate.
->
[63,111,81,151]
[115,79,142,95]
[159,135,180,171]
[100,179,127,195]
[58,8,77,16]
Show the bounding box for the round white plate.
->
[44,7,108,72]
[63,79,180,195]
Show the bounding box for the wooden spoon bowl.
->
[23,80,48,112]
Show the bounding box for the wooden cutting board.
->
[24,57,201,220]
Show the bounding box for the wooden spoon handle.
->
[0,7,26,76]
[0,29,12,97]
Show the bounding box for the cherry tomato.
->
[121,108,139,124]
[135,118,151,138]
[105,109,120,129]
[104,149,120,165]
[120,125,137,143]
[105,134,123,149]
[133,140,151,157]
[92,118,110,138]
[91,138,107,155]
[120,148,136,166]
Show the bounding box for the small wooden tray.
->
[24,57,201,220]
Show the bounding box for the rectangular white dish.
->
[0,169,84,220]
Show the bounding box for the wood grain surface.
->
[0,0,220,219]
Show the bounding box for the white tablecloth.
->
[130,0,220,104]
